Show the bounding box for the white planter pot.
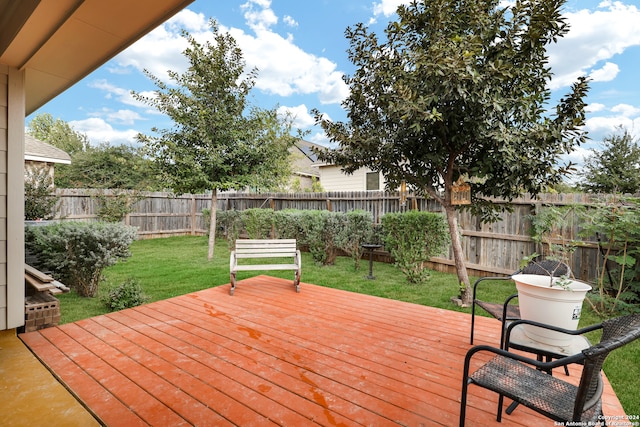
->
[513,274,592,346]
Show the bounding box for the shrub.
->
[297,210,328,264]
[322,211,346,265]
[273,209,302,239]
[25,221,137,297]
[335,210,374,269]
[24,167,60,220]
[95,190,141,223]
[576,198,640,315]
[104,278,150,311]
[297,210,345,265]
[211,209,243,248]
[381,211,450,284]
[242,208,274,239]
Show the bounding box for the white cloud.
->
[89,80,144,108]
[228,6,349,104]
[371,0,405,18]
[588,62,619,83]
[283,15,298,27]
[584,111,640,142]
[241,0,278,32]
[112,10,210,82]
[278,104,315,129]
[112,6,348,107]
[69,118,140,146]
[548,2,640,90]
[308,130,334,148]
[110,110,142,125]
[586,103,606,113]
[611,104,640,117]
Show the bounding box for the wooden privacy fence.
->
[54,189,619,281]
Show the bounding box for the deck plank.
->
[20,276,627,426]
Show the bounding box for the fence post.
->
[191,195,196,236]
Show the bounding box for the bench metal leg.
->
[294,270,300,293]
[230,272,236,296]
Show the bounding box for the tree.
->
[134,20,296,259]
[580,127,640,194]
[28,114,162,190]
[314,0,589,306]
[27,113,89,156]
[60,143,163,190]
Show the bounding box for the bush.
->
[576,198,640,315]
[381,211,450,284]
[273,209,302,239]
[242,208,274,239]
[24,167,60,220]
[297,210,345,265]
[25,221,138,297]
[336,210,374,269]
[211,209,242,249]
[104,278,150,311]
[95,190,141,223]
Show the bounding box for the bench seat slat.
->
[233,264,300,271]
[235,252,298,259]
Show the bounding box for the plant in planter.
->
[517,205,595,345]
[515,257,591,346]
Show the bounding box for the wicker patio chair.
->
[469,258,571,348]
[460,314,640,427]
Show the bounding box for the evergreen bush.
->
[273,209,302,239]
[336,210,373,269]
[24,167,60,220]
[242,208,274,239]
[211,209,242,248]
[104,278,150,311]
[25,221,137,297]
[381,211,450,284]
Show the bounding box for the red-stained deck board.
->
[20,276,627,427]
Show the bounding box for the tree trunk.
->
[208,189,218,261]
[444,203,472,306]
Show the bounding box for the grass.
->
[57,235,639,417]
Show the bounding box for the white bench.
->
[229,239,301,295]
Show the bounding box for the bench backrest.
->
[234,239,298,259]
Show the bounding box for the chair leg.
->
[459,378,470,427]
[470,304,476,344]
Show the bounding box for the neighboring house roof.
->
[291,139,324,177]
[0,0,195,115]
[24,135,71,165]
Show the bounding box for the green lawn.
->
[57,235,639,416]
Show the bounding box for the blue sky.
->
[29,0,640,173]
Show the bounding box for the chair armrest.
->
[295,250,302,269]
[472,273,518,300]
[229,250,236,271]
[504,319,602,352]
[500,293,520,327]
[505,319,602,342]
[463,344,585,379]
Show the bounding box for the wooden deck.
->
[20,276,626,426]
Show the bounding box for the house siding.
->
[1,66,25,330]
[319,165,385,192]
[0,66,8,329]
